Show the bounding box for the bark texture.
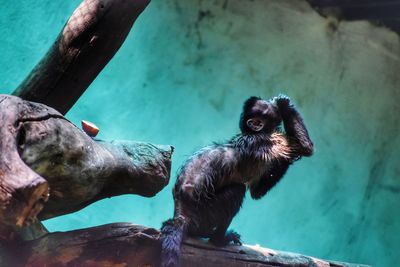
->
[13,0,150,115]
[0,223,371,267]
[0,95,172,231]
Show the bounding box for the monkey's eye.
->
[246,118,264,132]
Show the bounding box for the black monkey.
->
[161,95,314,267]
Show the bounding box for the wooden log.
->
[0,96,50,228]
[0,223,371,267]
[0,95,173,231]
[12,0,150,115]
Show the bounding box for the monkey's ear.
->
[246,118,264,132]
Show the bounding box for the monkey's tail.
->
[161,216,188,267]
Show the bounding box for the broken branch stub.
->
[13,0,150,115]
[0,95,173,226]
[0,95,50,228]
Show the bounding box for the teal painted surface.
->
[1,1,400,266]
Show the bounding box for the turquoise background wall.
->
[1,0,400,266]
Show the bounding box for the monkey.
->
[160,95,314,267]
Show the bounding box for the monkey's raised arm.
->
[275,95,314,157]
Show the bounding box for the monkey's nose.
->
[182,183,195,195]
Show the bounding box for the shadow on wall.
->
[0,0,399,266]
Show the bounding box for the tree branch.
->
[0,95,173,233]
[12,0,150,115]
[0,223,370,267]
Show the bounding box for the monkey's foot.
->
[225,230,242,245]
[210,230,242,246]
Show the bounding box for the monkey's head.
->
[239,96,282,134]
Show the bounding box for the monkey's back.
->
[174,144,242,200]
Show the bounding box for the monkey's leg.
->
[208,184,246,246]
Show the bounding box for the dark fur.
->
[161,95,313,267]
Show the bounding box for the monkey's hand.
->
[273,94,298,120]
[273,94,291,111]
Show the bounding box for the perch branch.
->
[0,223,370,267]
[12,0,150,115]
[0,95,172,234]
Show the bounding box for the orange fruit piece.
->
[81,120,99,137]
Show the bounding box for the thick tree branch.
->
[0,223,370,267]
[0,95,173,232]
[13,0,150,115]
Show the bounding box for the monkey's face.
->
[239,97,282,134]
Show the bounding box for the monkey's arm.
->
[249,159,290,199]
[275,96,314,157]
